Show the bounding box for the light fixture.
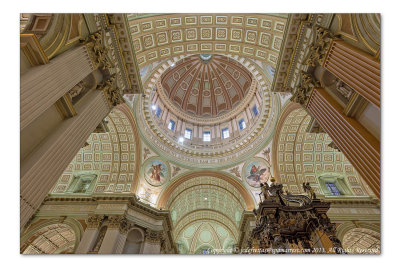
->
[151,104,157,111]
[204,197,208,200]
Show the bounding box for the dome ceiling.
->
[160,54,253,117]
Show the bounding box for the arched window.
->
[318,174,352,196]
[66,173,97,194]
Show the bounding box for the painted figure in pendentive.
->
[247,164,267,183]
[150,164,162,182]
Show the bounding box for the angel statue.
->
[302,182,317,200]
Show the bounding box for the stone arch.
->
[22,14,86,59]
[272,103,374,197]
[157,171,254,254]
[20,218,83,254]
[336,222,380,242]
[341,226,381,254]
[51,103,141,195]
[157,171,255,210]
[271,102,302,181]
[115,103,142,193]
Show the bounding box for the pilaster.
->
[75,215,105,254]
[20,89,110,229]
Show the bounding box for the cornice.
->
[95,14,143,95]
[272,14,312,93]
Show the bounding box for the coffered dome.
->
[160,54,253,118]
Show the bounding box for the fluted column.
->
[98,216,130,254]
[323,40,380,108]
[141,229,162,254]
[75,215,105,254]
[307,87,380,198]
[20,89,110,228]
[20,45,94,130]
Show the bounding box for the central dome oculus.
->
[160,54,253,118]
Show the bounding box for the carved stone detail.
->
[305,27,334,67]
[98,75,124,108]
[290,72,321,106]
[144,229,163,243]
[107,215,132,234]
[250,180,346,254]
[68,81,85,99]
[334,78,354,100]
[82,31,113,71]
[87,214,105,229]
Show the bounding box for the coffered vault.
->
[20,13,381,254]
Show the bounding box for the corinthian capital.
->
[107,215,125,229]
[290,72,321,106]
[83,31,113,71]
[107,215,132,234]
[98,75,124,108]
[145,229,164,243]
[304,27,334,68]
[87,214,105,229]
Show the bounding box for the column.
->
[20,89,111,228]
[312,230,335,254]
[141,229,163,254]
[323,40,380,108]
[20,45,95,130]
[246,106,253,123]
[75,215,105,254]
[307,87,380,198]
[98,215,130,254]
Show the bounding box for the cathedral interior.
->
[19,13,381,255]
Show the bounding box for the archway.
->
[21,223,77,254]
[272,103,375,198]
[159,171,254,254]
[51,103,141,195]
[342,227,380,254]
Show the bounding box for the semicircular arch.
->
[157,171,255,210]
